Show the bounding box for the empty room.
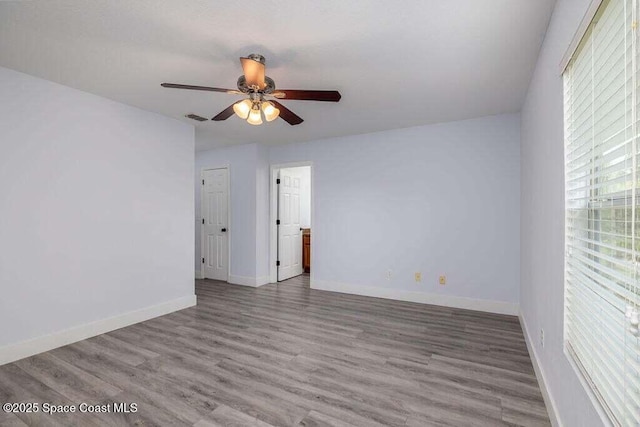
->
[0,0,637,426]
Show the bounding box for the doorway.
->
[201,167,230,281]
[270,163,312,283]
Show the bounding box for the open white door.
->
[277,169,303,281]
[202,168,229,281]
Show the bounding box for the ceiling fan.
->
[161,54,341,126]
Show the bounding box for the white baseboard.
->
[256,276,271,287]
[228,274,259,287]
[0,294,197,366]
[195,270,203,279]
[311,280,519,315]
[519,312,562,427]
[228,275,270,288]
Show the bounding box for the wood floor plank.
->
[214,357,410,426]
[502,407,552,427]
[49,343,218,424]
[0,274,550,426]
[298,410,358,427]
[98,390,191,427]
[0,411,29,427]
[82,333,160,366]
[14,352,122,403]
[0,363,101,427]
[194,404,277,427]
[138,356,310,426]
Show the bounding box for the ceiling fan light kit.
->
[231,94,280,125]
[247,104,263,126]
[161,53,341,126]
[232,99,252,119]
[261,101,280,122]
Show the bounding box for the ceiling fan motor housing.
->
[237,75,275,94]
[247,53,265,64]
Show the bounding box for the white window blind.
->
[564,0,640,425]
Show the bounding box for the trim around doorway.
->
[269,161,314,284]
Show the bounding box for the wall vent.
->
[185,113,208,122]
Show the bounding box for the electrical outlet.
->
[386,269,392,280]
[439,275,446,285]
[540,329,545,348]
[415,272,422,282]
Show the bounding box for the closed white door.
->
[278,169,303,281]
[202,168,228,281]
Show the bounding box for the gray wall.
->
[195,143,260,281]
[196,113,521,310]
[520,0,605,424]
[0,66,195,349]
[269,113,521,307]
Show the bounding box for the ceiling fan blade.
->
[240,57,266,89]
[270,100,304,125]
[271,90,341,102]
[161,83,241,94]
[211,104,236,121]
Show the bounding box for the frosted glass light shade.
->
[247,107,263,125]
[261,101,280,122]
[233,99,252,119]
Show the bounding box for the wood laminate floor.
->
[0,275,550,426]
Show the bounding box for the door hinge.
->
[276,178,281,184]
[202,179,205,185]
[276,219,280,225]
[202,257,205,264]
[202,218,205,225]
[276,260,280,266]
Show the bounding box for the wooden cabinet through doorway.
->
[302,229,311,273]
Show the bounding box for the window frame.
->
[562,0,640,425]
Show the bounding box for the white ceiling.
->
[0,0,555,151]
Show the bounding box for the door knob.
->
[221,228,227,232]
